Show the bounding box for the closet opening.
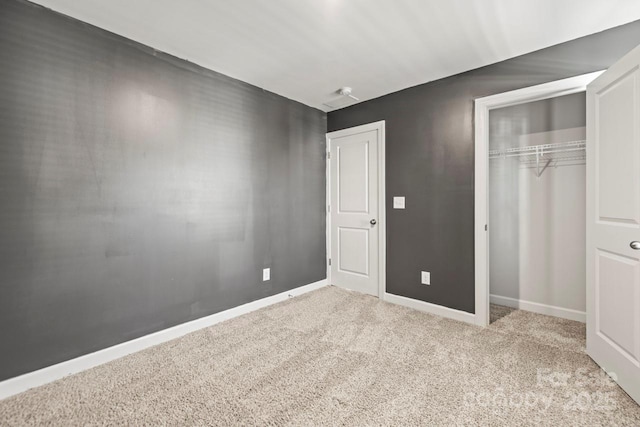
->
[488,92,587,326]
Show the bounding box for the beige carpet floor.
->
[489,303,515,324]
[1,286,639,426]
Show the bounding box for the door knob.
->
[631,241,640,250]
[370,219,377,225]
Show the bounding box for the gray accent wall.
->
[328,21,640,314]
[0,0,326,381]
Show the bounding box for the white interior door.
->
[587,44,640,404]
[329,126,379,297]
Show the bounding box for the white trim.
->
[490,294,586,323]
[0,279,328,401]
[325,135,331,288]
[326,121,386,299]
[474,71,604,327]
[384,292,476,325]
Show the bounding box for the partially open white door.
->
[587,44,640,404]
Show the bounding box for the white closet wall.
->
[490,127,586,320]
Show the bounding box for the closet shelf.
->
[489,140,586,177]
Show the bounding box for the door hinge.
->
[328,205,330,212]
[485,224,488,231]
[328,258,331,266]
[327,152,331,159]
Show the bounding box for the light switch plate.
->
[393,196,405,209]
[421,271,430,285]
[263,268,270,281]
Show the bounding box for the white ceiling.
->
[30,0,640,111]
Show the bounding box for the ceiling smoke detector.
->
[337,87,359,100]
[323,86,360,110]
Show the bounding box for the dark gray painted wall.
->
[0,0,326,381]
[328,21,640,314]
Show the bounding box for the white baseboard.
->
[383,292,476,325]
[490,294,586,323]
[0,279,327,401]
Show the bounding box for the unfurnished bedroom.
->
[0,0,639,425]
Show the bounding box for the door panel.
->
[329,128,379,296]
[587,44,640,404]
[338,142,370,213]
[595,250,640,364]
[338,227,369,275]
[596,68,640,225]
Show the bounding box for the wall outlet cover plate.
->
[421,271,430,285]
[393,196,405,209]
[263,268,270,281]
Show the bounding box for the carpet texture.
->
[489,304,515,324]
[0,286,638,426]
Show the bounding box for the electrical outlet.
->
[263,268,270,281]
[421,271,430,285]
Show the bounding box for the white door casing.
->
[587,44,640,404]
[474,71,604,327]
[326,121,385,297]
